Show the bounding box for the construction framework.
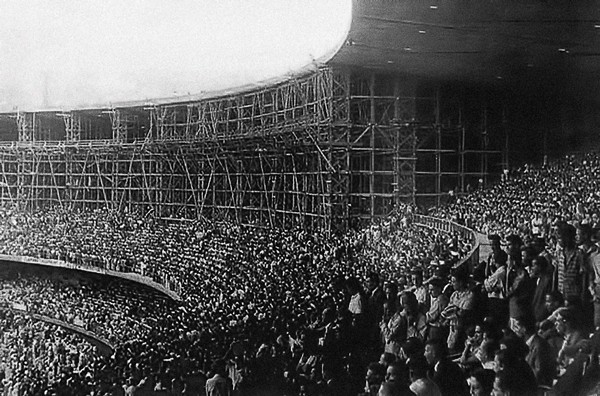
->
[0,66,501,231]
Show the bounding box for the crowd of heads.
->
[0,204,470,395]
[430,152,600,239]
[0,152,598,394]
[0,310,107,396]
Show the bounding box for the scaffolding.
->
[0,66,502,230]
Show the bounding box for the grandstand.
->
[1,3,598,227]
[1,1,600,395]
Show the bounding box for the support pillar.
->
[393,78,418,205]
[62,113,81,142]
[16,112,35,142]
[109,110,128,142]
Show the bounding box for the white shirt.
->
[348,293,363,315]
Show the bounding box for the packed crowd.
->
[0,204,468,395]
[0,310,110,396]
[430,152,600,238]
[0,151,598,395]
[0,271,171,346]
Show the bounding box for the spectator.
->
[206,359,233,396]
[555,308,588,371]
[529,256,554,323]
[399,292,426,341]
[512,314,555,387]
[467,368,495,396]
[381,297,407,358]
[362,362,386,396]
[378,362,411,396]
[407,354,441,396]
[577,223,600,330]
[442,270,474,352]
[423,339,468,396]
[483,249,509,328]
[424,277,448,342]
[554,223,585,302]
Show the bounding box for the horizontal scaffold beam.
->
[1,67,508,229]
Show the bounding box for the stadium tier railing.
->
[0,303,114,353]
[412,214,480,270]
[0,253,181,301]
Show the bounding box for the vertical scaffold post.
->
[63,112,81,142]
[110,109,128,143]
[16,112,35,142]
[369,73,376,220]
[14,112,35,209]
[481,104,489,188]
[435,88,442,206]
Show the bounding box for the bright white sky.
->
[0,0,352,111]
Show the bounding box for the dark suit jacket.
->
[368,286,385,324]
[531,273,553,323]
[526,334,556,387]
[429,359,469,396]
[553,351,589,396]
[508,271,536,318]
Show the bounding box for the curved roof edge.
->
[3,3,353,114]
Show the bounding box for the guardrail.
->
[0,254,181,301]
[412,214,480,270]
[0,305,114,353]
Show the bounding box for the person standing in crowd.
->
[554,223,585,302]
[346,277,369,345]
[205,360,233,396]
[367,272,386,349]
[529,256,554,323]
[577,224,600,330]
[380,295,407,358]
[424,278,448,342]
[442,270,474,352]
[484,240,510,328]
[367,272,386,326]
[505,235,535,329]
[534,236,554,275]
[485,235,506,278]
[407,270,429,313]
[400,292,426,341]
[381,282,399,346]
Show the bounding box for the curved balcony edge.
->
[412,214,481,271]
[0,254,181,301]
[0,305,114,354]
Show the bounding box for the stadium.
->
[0,1,599,395]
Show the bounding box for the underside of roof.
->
[329,0,600,88]
[3,0,600,114]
